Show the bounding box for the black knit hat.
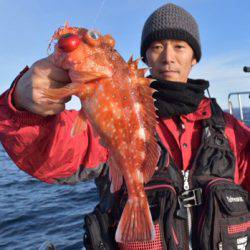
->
[141,3,201,63]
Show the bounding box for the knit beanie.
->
[141,3,201,63]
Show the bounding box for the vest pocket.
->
[144,181,180,250]
[198,179,250,250]
[218,217,249,249]
[216,187,250,250]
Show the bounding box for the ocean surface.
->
[227,107,250,126]
[0,146,99,250]
[0,109,249,250]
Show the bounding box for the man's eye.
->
[175,45,185,49]
[151,45,163,51]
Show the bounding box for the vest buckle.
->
[178,188,202,208]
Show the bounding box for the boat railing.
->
[228,66,250,125]
[228,91,250,121]
[227,66,250,124]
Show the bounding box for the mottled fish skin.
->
[46,23,160,243]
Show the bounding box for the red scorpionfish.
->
[45,22,160,243]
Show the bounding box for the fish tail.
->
[115,196,155,243]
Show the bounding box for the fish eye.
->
[87,30,100,40]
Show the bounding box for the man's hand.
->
[13,56,72,116]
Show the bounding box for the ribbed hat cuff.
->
[141,28,201,63]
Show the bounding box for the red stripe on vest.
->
[228,221,250,234]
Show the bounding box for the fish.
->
[45,22,160,243]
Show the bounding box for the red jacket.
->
[0,68,249,191]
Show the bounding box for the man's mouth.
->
[159,70,178,75]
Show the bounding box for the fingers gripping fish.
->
[45,22,160,243]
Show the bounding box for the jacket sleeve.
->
[0,67,109,184]
[224,112,250,192]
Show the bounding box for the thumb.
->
[33,56,71,84]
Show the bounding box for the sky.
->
[0,0,250,109]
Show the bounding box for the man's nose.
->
[160,45,175,64]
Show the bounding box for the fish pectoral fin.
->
[71,70,111,83]
[43,82,83,100]
[140,140,161,184]
[108,157,123,193]
[71,109,88,136]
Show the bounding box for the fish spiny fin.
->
[115,195,155,242]
[130,70,160,183]
[108,156,123,193]
[137,68,150,77]
[137,77,154,86]
[128,57,142,72]
[133,57,141,68]
[127,58,151,84]
[139,82,160,183]
[127,55,133,65]
[71,109,88,136]
[64,20,69,28]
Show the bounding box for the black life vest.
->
[84,99,250,250]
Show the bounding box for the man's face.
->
[145,39,197,83]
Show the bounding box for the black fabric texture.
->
[150,78,209,118]
[198,182,250,250]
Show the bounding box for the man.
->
[0,3,249,249]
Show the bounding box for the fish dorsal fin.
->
[127,57,141,71]
[127,55,133,65]
[137,85,160,183]
[137,68,149,77]
[128,59,160,184]
[127,57,151,82]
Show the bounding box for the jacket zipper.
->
[179,124,211,250]
[170,163,192,250]
[218,242,223,250]
[182,170,193,250]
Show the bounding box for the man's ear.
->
[191,57,197,67]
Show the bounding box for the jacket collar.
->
[181,97,211,122]
[160,97,212,122]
